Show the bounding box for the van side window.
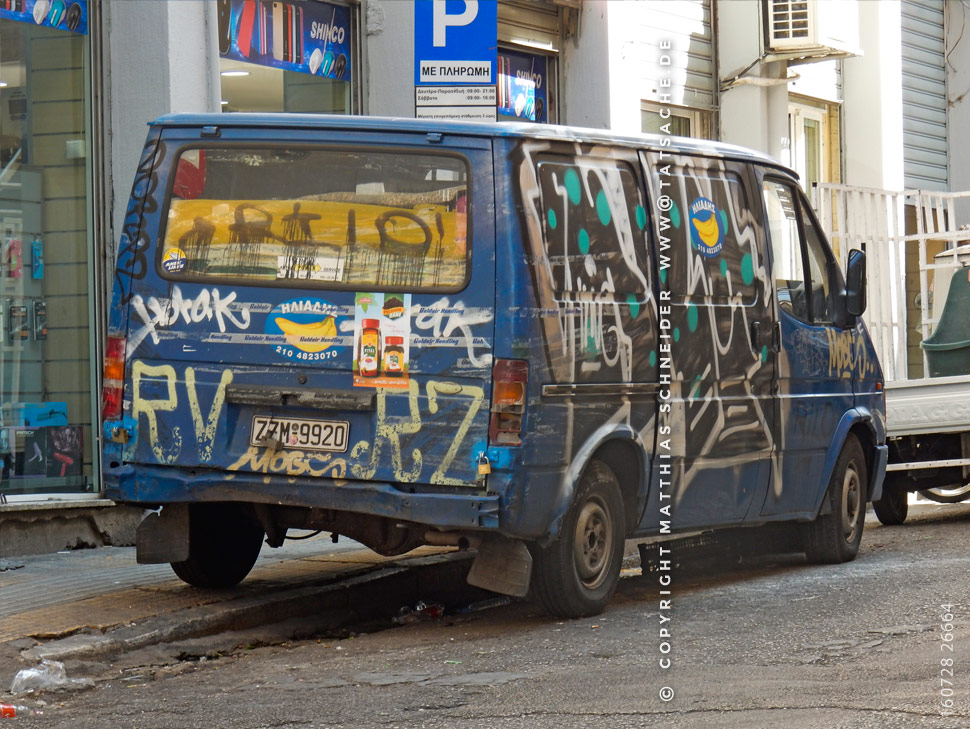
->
[535,159,650,297]
[650,155,761,307]
[761,180,835,323]
[160,147,470,291]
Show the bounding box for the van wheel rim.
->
[573,497,613,588]
[841,464,862,541]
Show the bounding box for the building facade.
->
[0,0,963,542]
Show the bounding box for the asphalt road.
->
[5,503,970,728]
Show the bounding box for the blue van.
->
[102,114,888,617]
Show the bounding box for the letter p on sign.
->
[433,0,478,46]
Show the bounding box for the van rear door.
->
[120,123,495,489]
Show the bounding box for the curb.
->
[19,550,483,664]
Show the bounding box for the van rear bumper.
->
[104,464,501,531]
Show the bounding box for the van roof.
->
[151,113,792,174]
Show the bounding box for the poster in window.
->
[219,0,352,81]
[498,48,548,123]
[0,0,88,34]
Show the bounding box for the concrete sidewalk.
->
[0,535,479,686]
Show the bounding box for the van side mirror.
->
[845,248,867,318]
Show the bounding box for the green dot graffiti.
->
[636,204,647,230]
[741,253,754,286]
[596,189,612,226]
[687,303,698,332]
[565,168,582,205]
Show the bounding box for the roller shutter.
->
[902,0,948,191]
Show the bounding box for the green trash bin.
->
[922,265,970,377]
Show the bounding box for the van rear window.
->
[159,147,469,291]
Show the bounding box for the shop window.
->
[497,46,557,123]
[0,5,93,500]
[217,0,357,113]
[789,102,825,191]
[641,101,713,140]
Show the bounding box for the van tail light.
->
[101,336,127,420]
[489,359,528,446]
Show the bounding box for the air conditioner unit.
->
[764,0,860,61]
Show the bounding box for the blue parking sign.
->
[414,0,497,85]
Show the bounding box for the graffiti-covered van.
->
[102,114,888,617]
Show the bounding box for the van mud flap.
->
[466,535,533,598]
[136,504,190,564]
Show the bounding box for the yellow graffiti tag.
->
[131,361,233,464]
[350,379,424,482]
[185,368,233,462]
[826,329,870,379]
[426,380,485,486]
[131,361,183,464]
[227,447,347,479]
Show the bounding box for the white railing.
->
[812,183,970,383]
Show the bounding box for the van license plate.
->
[251,416,349,452]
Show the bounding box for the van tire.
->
[530,460,625,618]
[804,434,867,564]
[171,503,264,588]
[873,479,909,525]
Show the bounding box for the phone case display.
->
[32,300,47,340]
[220,0,350,80]
[4,237,22,278]
[7,303,27,341]
[0,0,88,34]
[497,49,549,123]
[30,238,43,279]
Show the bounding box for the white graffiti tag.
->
[413,297,494,368]
[130,285,252,353]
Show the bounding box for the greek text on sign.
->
[416,86,497,106]
[420,61,492,83]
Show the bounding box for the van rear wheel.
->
[804,434,867,563]
[171,503,264,588]
[531,460,625,619]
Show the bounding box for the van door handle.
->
[750,320,782,354]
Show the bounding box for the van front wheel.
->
[171,503,264,588]
[804,434,868,563]
[531,460,625,619]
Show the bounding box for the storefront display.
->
[0,1,94,500]
[497,47,551,123]
[218,0,356,114]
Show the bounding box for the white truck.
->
[814,185,970,523]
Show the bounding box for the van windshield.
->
[159,147,470,291]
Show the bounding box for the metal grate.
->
[770,0,810,40]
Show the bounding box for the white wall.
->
[716,0,787,160]
[560,0,611,129]
[946,0,970,197]
[362,0,414,117]
[105,0,220,246]
[842,0,904,191]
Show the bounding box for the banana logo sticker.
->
[266,298,345,362]
[689,197,727,258]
